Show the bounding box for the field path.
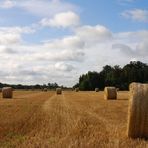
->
[40,92,122,147]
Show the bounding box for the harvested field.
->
[0,91,147,148]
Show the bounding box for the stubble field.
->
[0,90,147,148]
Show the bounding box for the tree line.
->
[73,61,148,90]
[0,82,69,90]
[0,61,147,91]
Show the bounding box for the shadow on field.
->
[117,98,129,101]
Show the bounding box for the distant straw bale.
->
[104,87,117,100]
[2,87,13,98]
[56,88,62,95]
[95,88,99,92]
[75,88,79,92]
[43,88,48,92]
[116,88,119,91]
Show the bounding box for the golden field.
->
[0,91,147,148]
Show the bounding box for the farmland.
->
[0,91,147,148]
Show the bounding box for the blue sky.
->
[1,0,148,29]
[0,0,148,86]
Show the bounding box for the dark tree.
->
[74,61,148,91]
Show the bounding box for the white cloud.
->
[75,25,112,43]
[0,0,147,87]
[44,36,85,50]
[0,0,15,9]
[0,33,21,45]
[0,26,36,45]
[0,27,35,45]
[22,0,77,17]
[0,46,17,54]
[34,49,85,62]
[112,43,136,56]
[0,23,147,86]
[116,30,148,39]
[0,0,78,18]
[121,9,148,22]
[136,41,148,56]
[112,40,148,58]
[40,11,80,28]
[55,62,75,72]
[0,26,36,34]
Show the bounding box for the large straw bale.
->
[129,82,140,91]
[127,83,148,138]
[56,88,62,95]
[43,88,47,92]
[95,88,99,92]
[116,88,119,91]
[2,87,13,98]
[75,88,79,92]
[104,87,117,100]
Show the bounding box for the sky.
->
[0,0,148,86]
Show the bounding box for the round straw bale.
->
[43,88,47,92]
[2,87,13,98]
[116,88,119,91]
[75,88,79,92]
[129,82,138,91]
[129,82,142,92]
[0,88,2,93]
[56,88,62,95]
[127,83,148,139]
[95,88,99,92]
[104,87,117,100]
